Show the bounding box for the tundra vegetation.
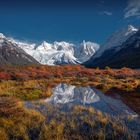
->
[0,65,140,140]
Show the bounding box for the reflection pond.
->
[26,83,138,117]
[25,83,140,139]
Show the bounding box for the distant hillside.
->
[0,34,39,65]
[84,26,140,69]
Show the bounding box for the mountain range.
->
[0,33,38,65]
[0,25,139,68]
[7,38,99,65]
[84,25,140,68]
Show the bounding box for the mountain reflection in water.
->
[44,83,137,117]
[24,83,138,118]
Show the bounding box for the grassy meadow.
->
[0,65,140,140]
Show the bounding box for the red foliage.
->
[0,65,139,81]
[0,72,11,80]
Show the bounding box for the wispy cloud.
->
[99,11,113,16]
[124,0,140,18]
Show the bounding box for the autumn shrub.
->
[0,72,11,80]
[12,88,43,100]
[0,128,8,140]
[96,84,109,92]
[0,97,45,140]
[0,96,24,117]
[37,105,135,140]
[0,80,52,100]
[40,87,52,98]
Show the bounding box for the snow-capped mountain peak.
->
[54,41,73,47]
[0,33,99,65]
[36,41,54,51]
[93,25,138,59]
[7,38,36,51]
[105,25,138,49]
[17,40,99,65]
[34,41,99,65]
[125,25,138,36]
[53,41,75,53]
[0,34,38,65]
[0,33,5,39]
[75,40,100,62]
[42,41,52,48]
[82,40,99,52]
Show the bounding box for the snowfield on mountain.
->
[8,38,99,65]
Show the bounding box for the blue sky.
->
[0,0,140,44]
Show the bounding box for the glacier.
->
[7,37,99,65]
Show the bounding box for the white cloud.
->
[124,0,140,18]
[99,11,113,16]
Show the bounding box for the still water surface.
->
[25,83,138,117]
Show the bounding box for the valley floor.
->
[0,65,140,140]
